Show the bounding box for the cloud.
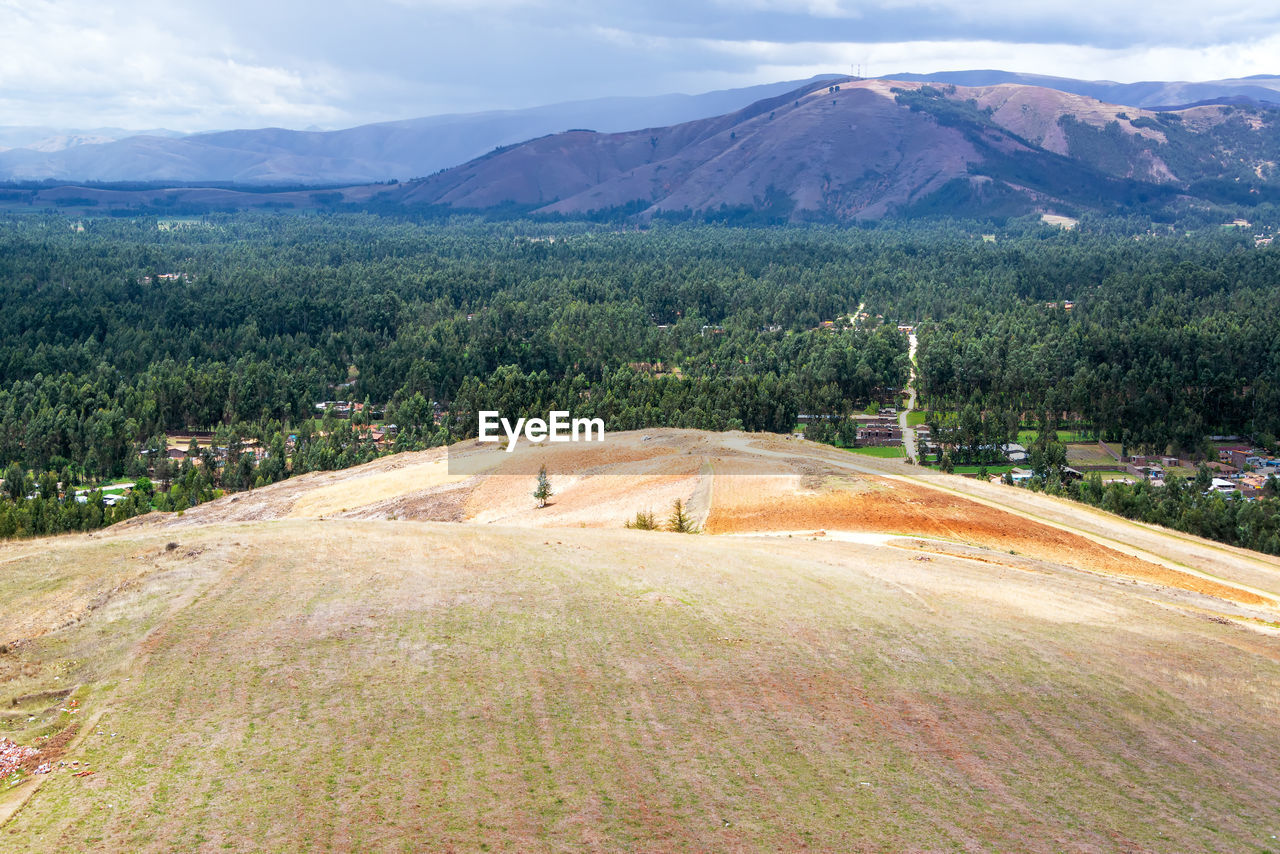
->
[0,0,352,130]
[707,0,1280,47]
[0,0,1276,131]
[688,32,1280,83]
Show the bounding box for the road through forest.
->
[899,331,918,461]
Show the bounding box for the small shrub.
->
[625,510,658,530]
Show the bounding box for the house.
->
[1008,468,1034,484]
[856,419,902,446]
[1240,472,1268,490]
[1002,443,1028,463]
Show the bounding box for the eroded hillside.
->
[4,430,1280,850]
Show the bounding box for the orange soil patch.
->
[709,476,1269,608]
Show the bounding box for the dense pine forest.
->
[1,210,1279,548]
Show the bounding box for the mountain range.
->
[6,73,1279,222]
[883,71,1280,110]
[383,76,1280,220]
[0,77,839,185]
[3,71,1279,190]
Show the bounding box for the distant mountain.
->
[0,77,839,185]
[0,126,183,153]
[13,76,1280,221]
[882,71,1280,109]
[381,77,1280,220]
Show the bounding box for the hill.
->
[0,77,838,186]
[4,430,1280,849]
[386,77,1280,220]
[886,70,1280,109]
[13,76,1280,221]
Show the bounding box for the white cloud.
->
[684,33,1280,85]
[0,0,1276,131]
[0,0,353,130]
[710,0,1280,46]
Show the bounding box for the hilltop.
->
[388,77,1280,220]
[4,430,1280,849]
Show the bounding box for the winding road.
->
[898,330,919,461]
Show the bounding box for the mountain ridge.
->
[883,70,1280,109]
[0,77,841,185]
[381,77,1280,221]
[7,76,1279,222]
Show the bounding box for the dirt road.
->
[899,330,919,461]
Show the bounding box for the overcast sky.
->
[2,0,1279,132]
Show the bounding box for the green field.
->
[1017,429,1093,445]
[846,445,907,458]
[928,463,1017,475]
[905,411,927,427]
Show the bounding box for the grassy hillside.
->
[4,432,1280,850]
[2,520,1280,850]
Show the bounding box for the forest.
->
[0,210,1278,549]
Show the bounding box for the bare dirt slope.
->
[127,429,1280,622]
[6,429,1280,850]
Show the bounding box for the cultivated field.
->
[4,430,1280,851]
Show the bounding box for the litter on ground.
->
[0,738,41,775]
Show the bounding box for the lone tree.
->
[667,498,698,533]
[533,464,552,508]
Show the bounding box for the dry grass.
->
[122,429,1280,615]
[6,430,1280,849]
[287,455,466,519]
[2,520,1280,850]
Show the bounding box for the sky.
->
[2,0,1279,132]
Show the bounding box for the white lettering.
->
[502,416,525,452]
[479,410,606,451]
[525,418,548,442]
[478,410,501,442]
[573,417,605,442]
[548,410,571,442]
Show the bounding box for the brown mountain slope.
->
[13,78,1276,219]
[391,77,1279,220]
[397,78,1005,218]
